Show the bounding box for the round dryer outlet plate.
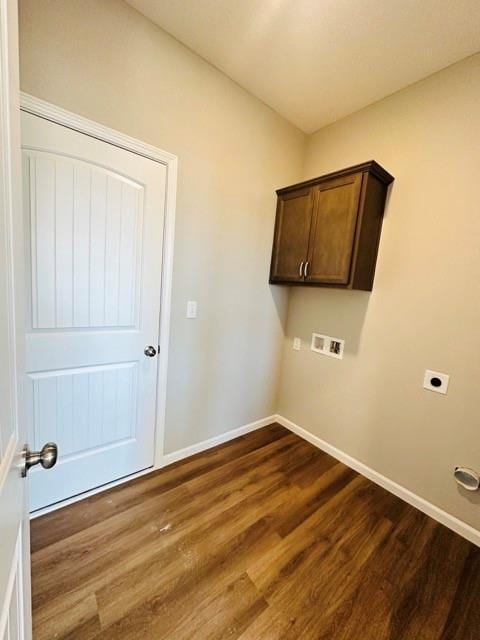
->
[423,369,449,395]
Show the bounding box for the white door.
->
[0,1,31,638]
[21,112,166,511]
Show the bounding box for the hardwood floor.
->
[31,424,480,639]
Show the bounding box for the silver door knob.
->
[21,442,58,478]
[144,345,157,357]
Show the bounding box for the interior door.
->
[270,187,313,282]
[21,112,167,512]
[306,173,363,284]
[0,0,31,638]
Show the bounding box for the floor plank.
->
[31,423,480,639]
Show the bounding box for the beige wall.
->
[278,54,480,529]
[19,0,306,453]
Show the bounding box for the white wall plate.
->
[186,300,197,318]
[423,369,449,394]
[311,333,345,359]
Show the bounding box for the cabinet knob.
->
[299,261,304,277]
[304,261,309,277]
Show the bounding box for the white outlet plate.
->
[293,337,301,351]
[423,369,449,395]
[311,333,345,359]
[186,301,197,318]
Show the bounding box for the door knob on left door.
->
[21,442,58,477]
[144,345,157,357]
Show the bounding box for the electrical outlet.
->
[186,301,197,318]
[293,337,301,351]
[423,369,449,395]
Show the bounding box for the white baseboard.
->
[36,413,478,547]
[275,414,480,548]
[161,415,277,466]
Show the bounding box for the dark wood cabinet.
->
[269,161,394,290]
[269,187,314,282]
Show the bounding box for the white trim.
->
[31,414,276,518]
[161,415,277,466]
[275,414,480,548]
[0,527,21,639]
[19,93,178,470]
[1,4,30,637]
[0,433,16,494]
[19,93,177,164]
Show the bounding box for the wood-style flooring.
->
[31,423,480,639]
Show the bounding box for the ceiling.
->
[125,0,480,133]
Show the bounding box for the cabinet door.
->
[306,173,363,284]
[270,187,313,282]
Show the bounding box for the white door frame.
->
[20,93,178,516]
[0,0,30,636]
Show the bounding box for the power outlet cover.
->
[186,301,197,318]
[423,369,449,395]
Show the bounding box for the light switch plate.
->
[423,369,449,395]
[186,301,197,318]
[293,337,301,351]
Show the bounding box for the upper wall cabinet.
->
[269,161,394,290]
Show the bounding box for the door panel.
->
[29,362,138,456]
[26,152,143,329]
[22,112,166,511]
[306,173,363,284]
[270,188,313,282]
